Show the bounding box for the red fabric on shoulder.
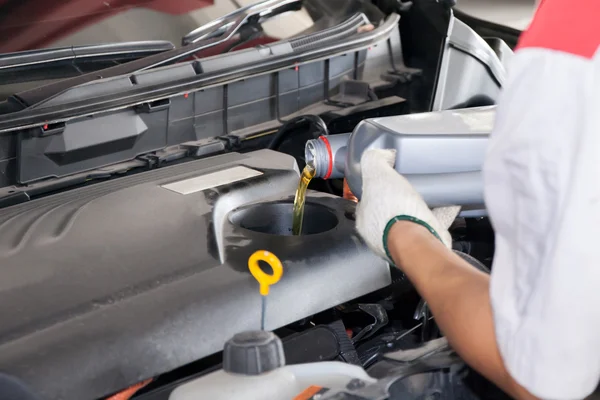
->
[517,0,600,59]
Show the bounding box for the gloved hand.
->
[355,149,460,264]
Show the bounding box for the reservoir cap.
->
[223,330,285,375]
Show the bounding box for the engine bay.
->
[0,0,519,399]
[0,142,499,400]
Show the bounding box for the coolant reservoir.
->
[169,331,375,400]
[305,106,494,208]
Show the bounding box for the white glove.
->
[355,149,460,263]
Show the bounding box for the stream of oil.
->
[292,162,316,235]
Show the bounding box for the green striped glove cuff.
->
[382,215,444,262]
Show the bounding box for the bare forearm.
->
[387,222,538,400]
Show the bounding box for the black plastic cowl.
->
[223,331,285,376]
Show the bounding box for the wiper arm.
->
[182,0,302,45]
[11,0,304,109]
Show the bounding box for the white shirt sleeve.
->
[484,47,600,400]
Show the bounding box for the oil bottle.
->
[304,106,494,208]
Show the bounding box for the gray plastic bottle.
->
[305,106,495,208]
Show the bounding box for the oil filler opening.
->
[229,201,338,236]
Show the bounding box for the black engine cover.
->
[0,150,390,399]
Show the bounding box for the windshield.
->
[0,0,315,52]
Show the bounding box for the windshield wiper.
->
[10,0,304,109]
[0,41,175,84]
[0,10,396,133]
[182,0,302,45]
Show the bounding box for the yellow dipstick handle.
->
[248,250,283,296]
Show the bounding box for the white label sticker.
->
[161,166,263,195]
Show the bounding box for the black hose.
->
[267,115,329,150]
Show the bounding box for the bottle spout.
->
[304,133,351,180]
[304,140,318,174]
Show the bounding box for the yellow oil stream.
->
[292,163,316,235]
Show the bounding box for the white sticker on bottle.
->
[161,166,263,195]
